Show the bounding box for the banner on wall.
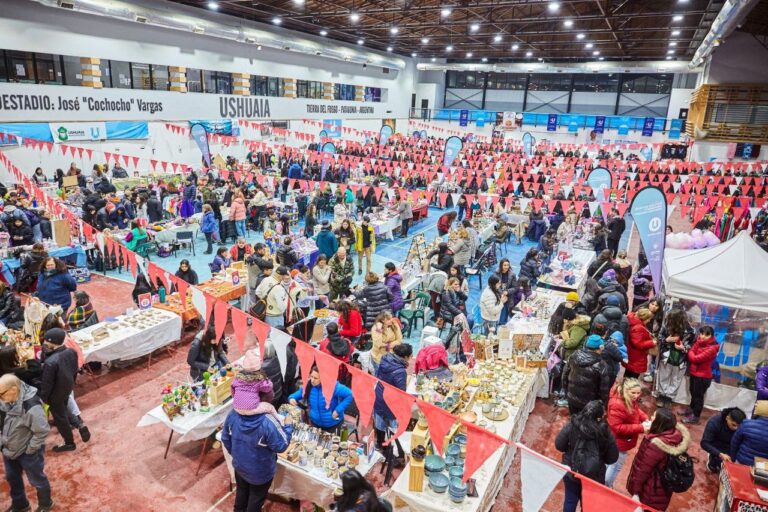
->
[459,110,469,127]
[586,167,613,202]
[48,122,106,142]
[442,136,463,167]
[190,123,212,168]
[188,119,235,135]
[322,119,342,137]
[568,116,579,133]
[618,117,630,135]
[476,112,485,127]
[669,119,683,140]
[594,116,606,134]
[547,114,558,132]
[319,129,328,139]
[379,124,393,146]
[642,117,655,137]
[630,186,667,295]
[501,112,518,131]
[522,132,535,157]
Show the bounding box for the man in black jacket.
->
[606,208,626,257]
[146,194,163,223]
[39,328,79,452]
[562,335,611,416]
[701,407,745,472]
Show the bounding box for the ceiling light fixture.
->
[256,45,262,51]
[493,34,502,42]
[411,52,417,57]
[598,57,605,61]
[350,12,360,22]
[357,38,364,45]
[592,50,600,55]
[390,26,399,34]
[511,44,519,50]
[673,15,683,22]
[526,51,533,57]
[431,57,437,62]
[466,52,473,58]
[446,45,453,52]
[272,17,281,25]
[538,57,544,61]
[548,2,560,12]
[585,43,593,49]
[666,55,673,60]
[481,57,488,62]
[564,19,574,28]
[441,7,452,17]
[386,46,393,52]
[576,33,585,40]
[207,1,218,10]
[320,30,328,36]
[672,30,681,36]
[668,49,675,54]
[293,0,305,4]
[470,23,480,32]
[421,37,429,44]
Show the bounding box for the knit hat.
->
[566,292,579,302]
[585,335,604,350]
[241,349,262,372]
[606,295,621,307]
[610,331,624,344]
[603,269,617,280]
[43,328,66,346]
[636,308,653,323]
[562,308,577,321]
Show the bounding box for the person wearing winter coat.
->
[255,267,292,328]
[628,409,691,511]
[562,336,611,415]
[596,270,628,313]
[440,277,468,324]
[757,363,768,401]
[318,322,355,365]
[337,300,363,344]
[0,375,54,512]
[518,249,541,284]
[605,378,649,488]
[186,325,229,381]
[555,400,619,512]
[606,209,626,257]
[261,343,286,408]
[370,312,403,370]
[479,275,507,332]
[591,295,629,341]
[683,326,720,424]
[449,228,472,270]
[625,309,656,379]
[329,248,355,300]
[229,195,247,239]
[200,204,218,254]
[14,243,47,293]
[383,263,404,314]
[288,367,353,431]
[373,344,413,447]
[355,217,376,277]
[701,407,745,472]
[427,243,454,274]
[146,195,163,223]
[655,308,696,409]
[587,249,615,282]
[275,237,299,269]
[355,273,392,329]
[560,309,592,361]
[315,221,339,259]
[7,218,34,247]
[0,293,25,330]
[38,328,79,452]
[108,206,130,230]
[35,257,77,312]
[221,401,294,511]
[398,198,413,237]
[436,211,457,236]
[730,400,768,466]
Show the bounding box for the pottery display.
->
[428,472,449,494]
[424,454,446,475]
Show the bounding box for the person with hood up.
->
[561,335,611,415]
[625,308,657,379]
[730,400,768,466]
[555,400,619,512]
[108,205,130,230]
[0,374,54,512]
[627,408,691,511]
[95,176,116,195]
[591,295,629,341]
[383,262,404,314]
[605,378,650,488]
[559,308,592,361]
[683,325,720,425]
[701,407,745,472]
[596,269,628,313]
[373,343,413,447]
[315,220,339,259]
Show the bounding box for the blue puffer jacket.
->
[288,163,303,180]
[315,228,339,259]
[201,211,218,234]
[730,416,768,465]
[374,353,408,420]
[221,411,293,485]
[288,382,353,428]
[36,271,77,311]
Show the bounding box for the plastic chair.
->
[398,292,430,337]
[133,237,153,260]
[174,230,195,256]
[465,256,486,289]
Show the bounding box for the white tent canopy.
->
[662,231,768,314]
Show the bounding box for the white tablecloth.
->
[70,308,182,363]
[388,370,544,512]
[372,215,400,240]
[478,222,496,243]
[137,399,232,443]
[152,224,199,245]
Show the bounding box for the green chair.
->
[398,291,430,338]
[133,237,153,260]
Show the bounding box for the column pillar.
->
[233,73,250,95]
[169,66,187,93]
[284,78,297,98]
[80,58,102,88]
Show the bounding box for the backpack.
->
[568,428,602,478]
[659,451,695,493]
[251,283,279,321]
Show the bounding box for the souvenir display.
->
[279,422,367,481]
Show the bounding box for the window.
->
[528,73,571,91]
[5,51,35,83]
[151,64,169,91]
[34,54,63,85]
[99,60,111,88]
[110,60,132,88]
[251,75,268,96]
[131,63,151,90]
[334,83,355,100]
[0,52,7,82]
[622,73,672,94]
[202,70,216,93]
[62,55,81,86]
[364,86,381,102]
[572,73,619,93]
[447,71,485,89]
[215,72,232,94]
[268,77,284,97]
[187,68,203,92]
[297,80,323,99]
[486,73,526,90]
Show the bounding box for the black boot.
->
[52,443,75,453]
[79,424,91,443]
[35,487,53,512]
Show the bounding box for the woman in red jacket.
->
[683,325,720,425]
[605,378,650,488]
[437,211,457,236]
[627,408,690,511]
[625,308,656,379]
[337,300,363,346]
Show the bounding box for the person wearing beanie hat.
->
[730,401,768,465]
[566,291,579,303]
[40,327,80,452]
[561,332,611,415]
[625,308,657,379]
[231,349,279,418]
[591,295,629,344]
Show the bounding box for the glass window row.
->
[447,70,673,94]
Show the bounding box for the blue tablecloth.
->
[1,245,88,285]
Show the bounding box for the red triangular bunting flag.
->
[213,300,230,345]
[348,366,377,428]
[293,339,315,390]
[462,423,507,482]
[230,308,249,352]
[314,350,342,408]
[417,400,457,455]
[203,292,216,326]
[250,318,270,354]
[578,474,654,511]
[381,384,415,445]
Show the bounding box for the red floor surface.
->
[2,274,720,512]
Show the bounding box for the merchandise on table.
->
[0,329,36,362]
[535,247,594,292]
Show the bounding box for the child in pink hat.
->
[231,348,278,417]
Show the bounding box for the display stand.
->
[402,234,430,293]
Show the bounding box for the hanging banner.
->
[568,117,579,132]
[319,129,328,139]
[594,115,606,134]
[442,136,463,167]
[630,186,667,295]
[459,109,469,127]
[502,111,516,131]
[420,129,427,138]
[669,119,683,140]
[476,112,485,127]
[190,123,212,167]
[522,132,535,157]
[379,124,393,146]
[322,119,342,137]
[48,122,106,142]
[188,119,234,135]
[587,166,613,202]
[618,117,630,135]
[547,114,558,132]
[321,142,336,155]
[642,117,655,137]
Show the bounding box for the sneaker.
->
[555,398,569,408]
[643,374,654,383]
[79,426,91,443]
[52,443,76,453]
[4,506,31,512]
[35,502,53,512]
[682,416,700,425]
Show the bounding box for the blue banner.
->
[586,167,613,202]
[322,119,342,137]
[568,117,579,132]
[443,136,463,167]
[640,146,654,161]
[379,125,393,146]
[743,143,754,158]
[669,119,683,140]
[642,117,655,137]
[188,119,234,135]
[321,142,336,155]
[618,117,630,135]
[105,121,149,140]
[547,114,558,132]
[420,130,427,138]
[459,110,469,127]
[412,130,421,139]
[630,186,667,295]
[476,112,485,127]
[190,123,212,167]
[319,129,328,139]
[522,132,534,157]
[594,116,606,134]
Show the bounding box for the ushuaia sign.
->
[219,97,271,118]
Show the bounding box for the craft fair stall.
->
[292,236,320,268]
[475,215,498,244]
[370,209,401,240]
[197,270,247,304]
[535,248,595,294]
[1,244,88,285]
[412,201,430,222]
[151,223,200,245]
[389,360,543,512]
[70,308,182,364]
[153,291,200,324]
[715,461,768,512]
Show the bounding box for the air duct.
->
[689,0,761,68]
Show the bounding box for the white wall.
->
[570,93,617,115]
[484,90,525,112]
[666,88,693,120]
[705,31,768,85]
[415,83,439,113]
[0,0,416,120]
[689,141,767,162]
